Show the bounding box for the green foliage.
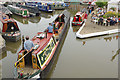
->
[110,7,116,11]
[95,2,108,8]
[103,11,118,18]
[118,13,120,18]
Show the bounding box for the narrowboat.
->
[14,10,70,79]
[7,5,29,18]
[16,3,40,17]
[46,1,65,10]
[0,12,21,41]
[26,2,53,13]
[72,12,86,26]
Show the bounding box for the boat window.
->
[33,58,36,63]
[6,22,19,32]
[76,15,79,21]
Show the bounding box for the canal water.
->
[1,3,119,78]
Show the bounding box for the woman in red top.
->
[84,12,88,22]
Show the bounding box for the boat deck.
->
[18,66,39,75]
[32,32,53,54]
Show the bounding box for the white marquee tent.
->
[107,0,120,12]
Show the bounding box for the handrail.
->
[14,51,30,67]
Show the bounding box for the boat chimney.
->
[46,31,47,38]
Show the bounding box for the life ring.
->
[4,19,8,21]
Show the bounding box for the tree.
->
[95,2,108,8]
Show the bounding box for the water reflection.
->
[0,52,7,60]
[104,35,119,42]
[29,17,41,23]
[46,21,70,79]
[40,10,63,18]
[76,34,119,42]
[111,49,120,61]
[5,40,21,54]
[12,15,41,24]
[72,26,81,32]
[12,15,29,24]
[53,10,63,15]
[82,41,86,45]
[40,12,53,18]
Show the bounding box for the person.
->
[112,17,117,25]
[47,23,53,33]
[24,36,34,65]
[89,8,92,14]
[98,17,103,25]
[84,12,88,22]
[61,14,65,23]
[91,6,94,12]
[106,17,111,26]
[24,36,34,53]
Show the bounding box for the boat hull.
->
[72,20,85,26]
[38,8,53,13]
[16,4,40,17]
[2,33,21,42]
[40,10,70,78]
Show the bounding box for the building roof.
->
[108,0,120,4]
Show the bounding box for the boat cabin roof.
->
[20,32,53,55]
[8,5,28,11]
[0,12,19,32]
[75,12,84,16]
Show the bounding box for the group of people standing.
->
[91,7,119,26]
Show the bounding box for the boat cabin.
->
[8,5,29,18]
[29,2,53,12]
[72,12,85,26]
[16,3,40,16]
[0,12,21,41]
[0,12,19,33]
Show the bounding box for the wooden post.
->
[22,35,25,50]
[46,31,47,38]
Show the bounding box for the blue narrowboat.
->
[26,2,53,13]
